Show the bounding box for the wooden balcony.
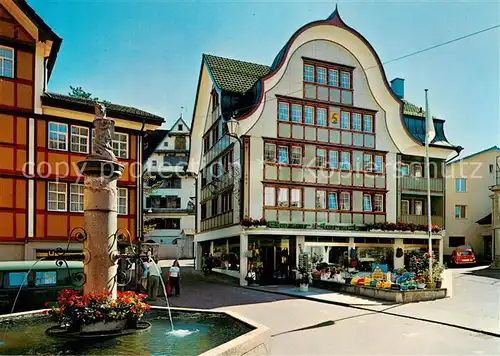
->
[400,176,443,194]
[400,214,443,227]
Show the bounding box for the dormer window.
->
[0,46,14,78]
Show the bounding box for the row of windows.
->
[200,191,233,220]
[263,186,384,212]
[277,102,373,132]
[264,143,384,172]
[48,122,129,159]
[147,218,180,230]
[146,195,181,209]
[304,63,351,89]
[0,46,14,78]
[47,182,128,215]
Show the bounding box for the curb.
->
[244,286,500,339]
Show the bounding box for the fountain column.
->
[78,103,124,299]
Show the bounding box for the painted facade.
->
[0,0,163,260]
[143,118,195,259]
[188,9,461,285]
[445,146,499,260]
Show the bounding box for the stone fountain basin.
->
[0,306,270,356]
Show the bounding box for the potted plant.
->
[432,260,445,288]
[240,218,254,228]
[297,249,312,292]
[257,218,267,228]
[47,289,150,333]
[415,275,426,289]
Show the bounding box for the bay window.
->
[363,115,373,133]
[374,194,384,212]
[328,192,338,210]
[316,67,327,84]
[340,111,350,129]
[304,65,314,82]
[329,150,338,169]
[291,146,302,165]
[264,187,275,206]
[341,151,351,170]
[363,194,372,212]
[328,69,338,86]
[317,149,327,167]
[352,113,362,131]
[304,106,314,124]
[374,156,384,173]
[291,104,302,123]
[317,108,327,126]
[364,154,373,172]
[278,146,289,164]
[278,102,289,121]
[264,143,276,163]
[340,71,350,89]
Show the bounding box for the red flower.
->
[44,301,50,307]
[76,302,84,308]
[68,300,74,306]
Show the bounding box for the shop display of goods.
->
[370,280,377,287]
[356,278,365,285]
[350,277,360,285]
[364,277,373,286]
[381,281,392,288]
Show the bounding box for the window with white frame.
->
[117,188,128,215]
[278,102,289,121]
[363,195,372,212]
[328,192,338,210]
[364,154,373,172]
[328,69,338,87]
[341,151,350,170]
[277,188,289,207]
[316,67,327,84]
[48,182,67,212]
[304,106,314,124]
[455,205,467,219]
[316,190,326,209]
[291,188,302,207]
[455,178,466,192]
[264,143,276,163]
[363,115,373,133]
[304,65,314,82]
[317,108,327,126]
[291,146,302,165]
[70,184,84,212]
[278,146,289,164]
[374,194,384,212]
[317,149,326,167]
[70,126,89,154]
[0,46,14,78]
[264,187,275,206]
[291,104,302,123]
[352,113,362,131]
[340,111,350,129]
[340,192,350,210]
[401,200,410,215]
[329,150,338,169]
[112,133,128,159]
[340,71,350,89]
[374,156,383,173]
[48,122,68,151]
[414,201,423,215]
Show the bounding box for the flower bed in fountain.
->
[46,289,150,333]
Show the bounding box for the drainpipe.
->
[139,119,146,242]
[446,146,463,164]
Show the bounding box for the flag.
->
[425,90,436,146]
[330,111,339,124]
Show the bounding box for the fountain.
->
[0,103,270,355]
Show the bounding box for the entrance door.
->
[484,236,492,261]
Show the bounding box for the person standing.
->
[168,260,181,296]
[207,254,214,274]
[140,258,149,292]
[147,258,161,301]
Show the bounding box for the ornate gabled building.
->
[187,8,461,284]
[143,117,195,259]
[0,0,164,260]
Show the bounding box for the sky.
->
[29,0,499,158]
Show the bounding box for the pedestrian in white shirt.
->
[168,260,181,296]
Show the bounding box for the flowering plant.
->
[366,222,442,233]
[46,289,150,329]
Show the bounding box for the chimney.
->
[390,78,404,99]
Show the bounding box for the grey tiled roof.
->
[203,54,271,94]
[42,92,164,123]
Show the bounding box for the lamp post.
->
[225,117,244,222]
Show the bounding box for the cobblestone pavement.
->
[150,267,500,355]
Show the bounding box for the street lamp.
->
[225,117,244,222]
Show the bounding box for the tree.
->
[68,86,110,104]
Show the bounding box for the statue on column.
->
[92,102,116,161]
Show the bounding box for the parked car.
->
[450,246,476,266]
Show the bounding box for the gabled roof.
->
[14,0,62,79]
[169,116,191,132]
[447,146,500,165]
[42,92,164,125]
[143,129,169,163]
[203,54,271,94]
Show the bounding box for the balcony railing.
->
[400,214,443,227]
[204,134,230,164]
[400,176,443,193]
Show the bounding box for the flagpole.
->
[425,89,433,284]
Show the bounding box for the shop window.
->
[35,271,57,286]
[8,272,28,288]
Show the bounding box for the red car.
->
[450,246,476,265]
